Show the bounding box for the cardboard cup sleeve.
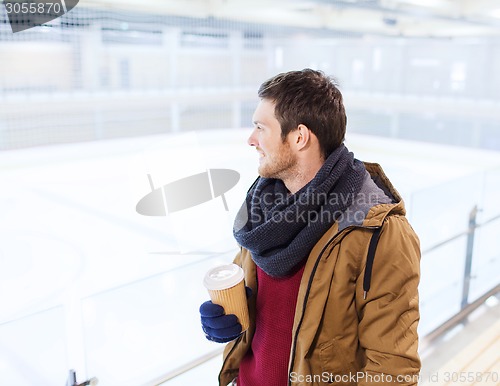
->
[204,264,250,332]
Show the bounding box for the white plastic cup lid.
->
[203,263,244,290]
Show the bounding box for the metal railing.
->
[420,283,500,352]
[145,348,224,386]
[421,207,500,310]
[419,206,500,351]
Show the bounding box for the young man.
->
[200,69,421,386]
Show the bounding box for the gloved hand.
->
[200,287,252,343]
[200,301,242,343]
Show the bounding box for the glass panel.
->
[0,307,67,386]
[82,252,235,386]
[419,236,467,336]
[470,221,500,302]
[410,173,482,252]
[469,168,500,301]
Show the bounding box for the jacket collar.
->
[336,162,405,231]
[362,162,406,228]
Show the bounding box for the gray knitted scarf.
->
[233,144,366,277]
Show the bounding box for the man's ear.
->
[295,124,311,150]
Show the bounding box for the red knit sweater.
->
[238,264,305,386]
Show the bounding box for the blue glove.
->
[200,301,242,343]
[200,287,252,343]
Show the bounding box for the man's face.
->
[248,99,297,180]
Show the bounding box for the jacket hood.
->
[337,162,403,231]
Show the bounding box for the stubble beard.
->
[258,141,298,181]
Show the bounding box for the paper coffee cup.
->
[203,263,250,332]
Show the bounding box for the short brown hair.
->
[258,69,346,158]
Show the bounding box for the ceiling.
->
[80,0,500,38]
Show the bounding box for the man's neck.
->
[282,156,324,194]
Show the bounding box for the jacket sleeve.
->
[356,215,421,386]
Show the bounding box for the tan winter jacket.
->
[219,162,421,386]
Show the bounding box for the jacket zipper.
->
[287,228,349,386]
[287,225,374,386]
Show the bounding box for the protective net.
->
[0,2,499,150]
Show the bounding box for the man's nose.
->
[247,129,258,147]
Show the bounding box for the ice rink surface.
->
[1,129,499,385]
